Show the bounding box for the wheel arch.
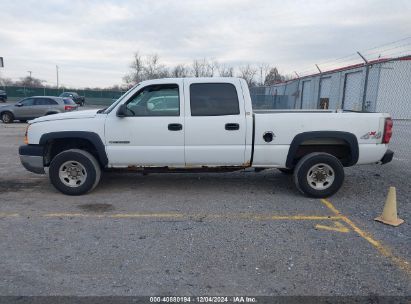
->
[286,131,359,169]
[40,131,108,167]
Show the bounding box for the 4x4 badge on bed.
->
[361,131,381,139]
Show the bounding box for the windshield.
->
[103,84,140,114]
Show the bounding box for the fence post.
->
[357,51,370,112]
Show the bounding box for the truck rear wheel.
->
[293,152,344,198]
[49,149,101,195]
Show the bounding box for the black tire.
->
[278,168,294,174]
[1,112,14,123]
[293,152,344,198]
[49,149,101,195]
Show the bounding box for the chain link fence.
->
[250,55,411,164]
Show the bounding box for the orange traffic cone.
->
[375,187,404,226]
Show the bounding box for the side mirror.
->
[116,104,127,117]
[15,103,23,107]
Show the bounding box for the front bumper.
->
[19,145,45,174]
[380,149,394,165]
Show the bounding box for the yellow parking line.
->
[320,199,410,276]
[315,221,350,233]
[248,215,342,221]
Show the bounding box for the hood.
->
[30,110,101,123]
[0,104,12,109]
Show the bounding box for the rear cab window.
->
[189,83,240,116]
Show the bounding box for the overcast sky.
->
[0,0,410,88]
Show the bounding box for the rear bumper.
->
[19,145,45,174]
[380,149,394,165]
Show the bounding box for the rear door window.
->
[34,98,58,105]
[190,83,240,116]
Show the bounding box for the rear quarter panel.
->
[252,112,390,167]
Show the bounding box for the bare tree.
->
[123,52,145,84]
[192,58,215,77]
[123,52,170,84]
[264,67,284,86]
[144,54,168,79]
[16,76,43,88]
[0,76,14,86]
[238,64,257,87]
[192,59,204,77]
[123,52,286,88]
[218,64,234,77]
[207,60,219,77]
[171,64,189,78]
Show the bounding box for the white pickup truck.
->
[19,77,394,197]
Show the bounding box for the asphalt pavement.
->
[0,119,409,296]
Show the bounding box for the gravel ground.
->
[0,117,409,297]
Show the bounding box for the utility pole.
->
[27,71,33,88]
[56,65,59,90]
[0,57,4,90]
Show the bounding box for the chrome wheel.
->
[306,163,335,190]
[58,161,87,187]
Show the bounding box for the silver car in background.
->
[0,96,78,123]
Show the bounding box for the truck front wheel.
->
[293,152,344,198]
[49,149,101,195]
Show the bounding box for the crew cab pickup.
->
[19,77,394,197]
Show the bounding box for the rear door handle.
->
[225,123,240,131]
[168,123,183,131]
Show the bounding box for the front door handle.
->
[225,123,240,131]
[168,123,183,131]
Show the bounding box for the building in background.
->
[250,55,411,120]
